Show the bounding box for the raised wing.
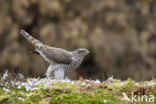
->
[42,46,73,64]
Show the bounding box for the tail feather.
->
[20,29,43,50]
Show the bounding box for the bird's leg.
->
[45,65,55,78]
[53,69,65,80]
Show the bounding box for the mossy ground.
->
[0,78,155,104]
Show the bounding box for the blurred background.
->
[0,0,156,81]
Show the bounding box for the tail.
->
[20,29,43,50]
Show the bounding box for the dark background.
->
[0,0,156,81]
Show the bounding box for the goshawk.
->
[20,29,89,79]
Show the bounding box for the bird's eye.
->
[78,50,84,54]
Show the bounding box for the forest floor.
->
[0,71,155,104]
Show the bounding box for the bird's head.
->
[73,48,89,57]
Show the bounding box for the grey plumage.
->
[20,29,89,79]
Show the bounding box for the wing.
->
[42,46,73,64]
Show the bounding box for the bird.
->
[19,29,89,79]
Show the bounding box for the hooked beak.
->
[84,49,90,55]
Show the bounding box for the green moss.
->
[0,78,155,104]
[50,90,119,104]
[107,78,134,93]
[45,81,76,92]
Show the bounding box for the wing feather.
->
[42,46,72,64]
